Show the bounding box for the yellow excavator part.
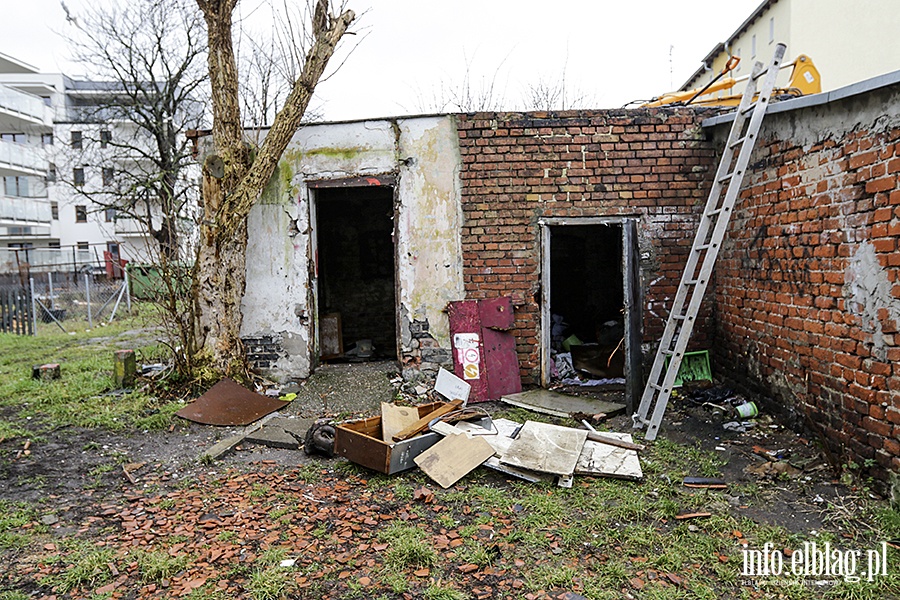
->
[643,54,821,108]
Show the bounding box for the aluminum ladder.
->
[633,43,787,441]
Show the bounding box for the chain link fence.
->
[1,246,133,334]
[29,270,131,332]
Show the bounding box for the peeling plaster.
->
[844,241,900,360]
[242,116,463,381]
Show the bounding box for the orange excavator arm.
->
[643,54,821,108]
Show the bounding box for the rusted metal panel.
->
[478,296,515,330]
[175,378,288,426]
[448,300,490,402]
[448,298,521,402]
[482,327,522,399]
[623,219,642,415]
[306,174,396,188]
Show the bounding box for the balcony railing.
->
[0,195,52,224]
[0,84,53,126]
[0,139,47,176]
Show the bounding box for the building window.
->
[42,133,54,146]
[751,35,756,58]
[49,241,61,248]
[3,176,29,197]
[1,133,26,144]
[71,130,82,149]
[75,205,87,223]
[100,130,111,148]
[769,17,775,43]
[77,241,89,251]
[74,167,85,186]
[41,96,52,106]
[102,167,114,187]
[104,208,116,222]
[47,163,57,183]
[51,201,59,220]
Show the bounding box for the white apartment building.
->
[0,52,190,274]
[681,0,900,96]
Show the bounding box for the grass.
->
[132,548,192,582]
[0,309,181,432]
[44,541,116,593]
[0,500,42,550]
[379,524,439,571]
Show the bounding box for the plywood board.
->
[502,388,625,419]
[500,421,588,476]
[414,433,495,488]
[380,403,419,443]
[320,313,343,359]
[575,431,643,480]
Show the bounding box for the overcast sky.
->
[1,0,766,121]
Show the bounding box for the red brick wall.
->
[712,88,900,483]
[455,109,719,385]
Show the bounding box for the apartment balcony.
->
[114,216,148,237]
[0,195,52,239]
[0,139,46,177]
[0,84,53,130]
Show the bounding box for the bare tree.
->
[409,50,510,114]
[194,0,355,375]
[61,0,207,377]
[522,52,596,111]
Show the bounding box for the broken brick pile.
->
[713,84,900,484]
[455,109,720,385]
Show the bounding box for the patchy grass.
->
[0,310,181,432]
[132,548,193,582]
[0,500,42,550]
[43,540,116,593]
[380,523,439,571]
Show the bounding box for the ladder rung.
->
[684,279,703,285]
[707,207,731,218]
[717,172,734,184]
[648,383,666,392]
[729,135,749,148]
[741,101,758,115]
[672,314,692,321]
[695,243,715,251]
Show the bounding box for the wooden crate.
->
[334,402,447,474]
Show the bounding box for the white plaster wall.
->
[241,115,463,381]
[395,116,465,351]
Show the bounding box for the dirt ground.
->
[1,359,897,599]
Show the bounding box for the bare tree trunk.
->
[194,0,354,375]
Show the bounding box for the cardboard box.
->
[334,402,448,474]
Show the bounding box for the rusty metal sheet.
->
[478,296,515,330]
[448,300,490,402]
[482,327,522,399]
[175,378,288,426]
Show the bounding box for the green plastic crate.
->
[664,350,712,387]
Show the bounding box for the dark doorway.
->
[315,186,397,360]
[549,224,625,380]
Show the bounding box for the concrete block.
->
[114,350,136,388]
[32,364,61,380]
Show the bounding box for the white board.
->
[434,368,471,405]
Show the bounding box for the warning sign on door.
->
[454,333,481,380]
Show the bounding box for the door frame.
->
[538,216,643,412]
[306,175,400,370]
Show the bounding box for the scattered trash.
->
[734,401,759,418]
[279,559,296,568]
[675,512,712,520]
[722,421,756,433]
[141,363,167,377]
[304,421,336,457]
[683,477,727,489]
[745,460,801,479]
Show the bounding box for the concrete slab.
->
[502,388,625,419]
[244,426,301,450]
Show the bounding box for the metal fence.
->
[28,270,131,332]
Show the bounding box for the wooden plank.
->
[586,431,645,452]
[500,421,588,476]
[392,400,462,442]
[575,432,643,480]
[380,403,419,443]
[414,433,495,488]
